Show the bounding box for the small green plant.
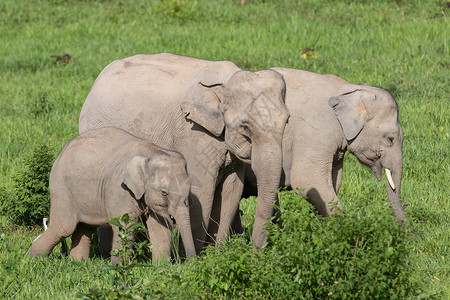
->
[8,144,54,226]
[108,213,150,265]
[78,213,152,299]
[152,0,198,20]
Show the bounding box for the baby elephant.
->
[28,127,196,263]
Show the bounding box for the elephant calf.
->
[28,127,196,263]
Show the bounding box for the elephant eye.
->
[383,134,394,146]
[241,124,251,134]
[161,188,168,197]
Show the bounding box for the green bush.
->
[8,144,54,226]
[261,190,413,299]
[183,190,414,299]
[0,187,10,215]
[189,235,263,298]
[78,191,414,299]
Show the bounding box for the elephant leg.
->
[290,160,342,216]
[70,223,96,261]
[109,224,137,265]
[28,189,78,257]
[110,226,120,265]
[214,169,245,243]
[28,225,69,257]
[146,213,172,262]
[109,225,124,265]
[28,211,78,257]
[205,185,223,245]
[98,225,113,259]
[332,153,344,194]
[272,196,283,227]
[185,171,219,254]
[230,208,244,235]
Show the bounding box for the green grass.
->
[1,0,449,298]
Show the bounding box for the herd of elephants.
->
[28,53,408,263]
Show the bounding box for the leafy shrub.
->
[8,144,54,226]
[260,190,414,299]
[0,187,10,214]
[108,213,151,265]
[181,191,413,299]
[188,235,262,298]
[78,191,414,299]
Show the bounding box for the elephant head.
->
[181,69,290,247]
[121,154,196,257]
[329,88,407,222]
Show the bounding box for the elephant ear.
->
[121,155,147,200]
[180,83,225,137]
[328,90,369,140]
[180,62,238,137]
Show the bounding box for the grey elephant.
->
[28,127,196,263]
[242,67,408,223]
[79,53,289,250]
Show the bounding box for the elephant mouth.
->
[165,214,175,229]
[371,159,382,181]
[226,131,252,163]
[230,148,252,164]
[371,159,396,191]
[151,208,174,229]
[238,156,251,164]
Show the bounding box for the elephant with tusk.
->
[242,67,408,224]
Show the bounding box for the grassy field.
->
[0,0,449,298]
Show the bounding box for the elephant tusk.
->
[385,168,395,191]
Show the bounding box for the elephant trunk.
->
[385,155,407,222]
[381,134,408,223]
[174,204,196,258]
[251,140,283,248]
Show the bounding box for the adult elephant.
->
[79,53,289,251]
[243,67,408,223]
